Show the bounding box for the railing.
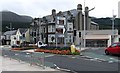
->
[1,49,55,69]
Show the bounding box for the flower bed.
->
[11,48,23,50]
[35,46,80,55]
[11,46,37,50]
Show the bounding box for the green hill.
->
[0,11,33,32]
[92,18,120,34]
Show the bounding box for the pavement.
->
[0,45,57,71]
[1,45,119,72]
[0,46,70,73]
[1,56,58,71]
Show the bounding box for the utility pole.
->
[83,0,86,48]
[112,10,116,44]
[64,15,68,46]
[10,23,12,31]
[46,19,48,44]
[55,16,58,48]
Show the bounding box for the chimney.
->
[85,7,90,30]
[77,4,82,12]
[76,4,83,30]
[85,7,89,16]
[52,9,56,16]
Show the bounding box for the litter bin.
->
[70,44,75,53]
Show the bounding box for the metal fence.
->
[1,49,55,69]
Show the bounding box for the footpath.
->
[0,45,70,73]
[0,56,57,71]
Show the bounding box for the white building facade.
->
[75,30,119,47]
[118,1,120,18]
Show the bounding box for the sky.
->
[0,0,119,18]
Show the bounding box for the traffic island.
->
[34,46,80,55]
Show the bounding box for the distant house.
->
[4,30,17,45]
[3,28,30,45]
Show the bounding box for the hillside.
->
[92,18,120,34]
[0,11,33,32]
[0,11,32,22]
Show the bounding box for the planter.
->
[35,49,76,55]
[11,48,23,50]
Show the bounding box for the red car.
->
[105,42,120,55]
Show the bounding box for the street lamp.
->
[111,12,116,44]
[55,16,58,48]
[83,0,95,48]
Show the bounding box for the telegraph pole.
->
[64,15,68,46]
[83,0,86,48]
[112,10,116,43]
[55,16,58,47]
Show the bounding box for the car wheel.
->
[105,50,109,55]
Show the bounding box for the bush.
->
[71,50,80,55]
[40,46,70,51]
[36,46,80,55]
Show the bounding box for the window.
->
[69,39,71,42]
[69,28,72,31]
[17,41,20,44]
[48,26,51,32]
[56,28,63,34]
[52,26,55,32]
[69,23,72,25]
[22,34,25,37]
[59,20,64,25]
[118,43,120,47]
[111,43,118,47]
[69,35,71,39]
[44,28,46,32]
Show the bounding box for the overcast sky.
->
[0,0,119,18]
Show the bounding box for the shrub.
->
[35,47,80,55]
[71,50,80,55]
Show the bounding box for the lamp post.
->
[111,11,116,44]
[64,15,68,46]
[55,16,58,48]
[83,0,95,47]
[83,0,86,48]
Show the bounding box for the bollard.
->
[41,52,45,69]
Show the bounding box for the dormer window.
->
[22,34,25,37]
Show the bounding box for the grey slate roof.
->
[4,30,17,35]
[44,9,98,25]
[62,9,78,17]
[3,28,28,35]
[19,28,28,34]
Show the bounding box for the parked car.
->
[105,42,120,55]
[35,41,47,48]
